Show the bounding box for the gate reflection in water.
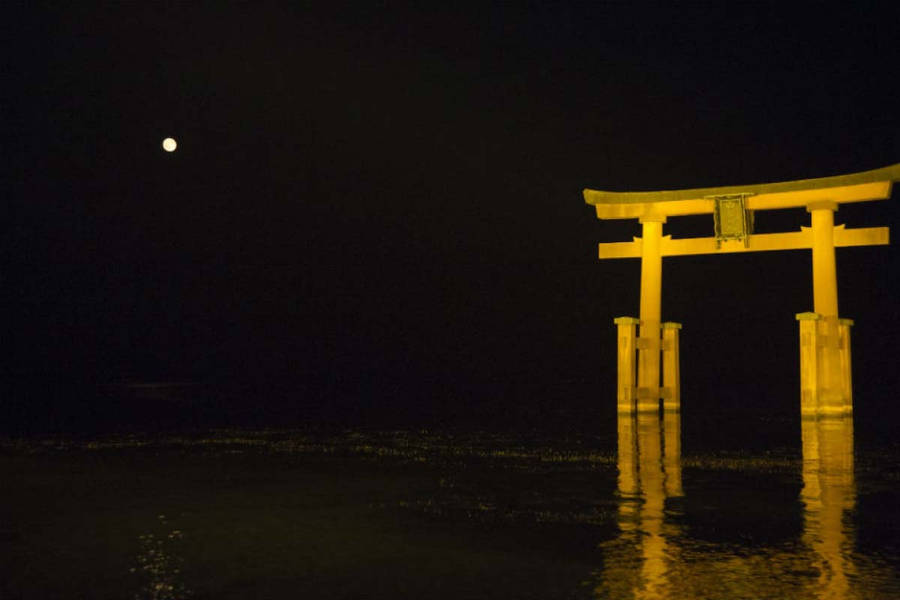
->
[595,409,869,599]
[801,416,855,599]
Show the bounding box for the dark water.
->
[2,411,899,599]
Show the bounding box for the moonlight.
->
[162,137,177,152]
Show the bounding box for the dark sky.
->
[6,3,900,426]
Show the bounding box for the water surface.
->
[2,412,899,599]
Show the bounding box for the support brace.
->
[615,317,681,413]
[661,323,681,412]
[797,312,853,416]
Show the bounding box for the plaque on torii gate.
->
[584,163,898,416]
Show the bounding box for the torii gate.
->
[584,163,899,417]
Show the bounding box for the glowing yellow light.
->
[589,163,898,415]
[162,137,177,152]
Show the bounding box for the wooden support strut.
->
[614,317,639,412]
[661,323,681,412]
[796,312,821,416]
[614,317,682,413]
[797,313,854,416]
[839,319,854,411]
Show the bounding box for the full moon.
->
[162,137,177,152]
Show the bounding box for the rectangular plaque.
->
[712,194,753,246]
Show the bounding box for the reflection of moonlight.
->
[162,137,177,152]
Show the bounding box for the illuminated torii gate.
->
[584,163,898,416]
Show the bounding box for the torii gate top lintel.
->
[584,163,900,220]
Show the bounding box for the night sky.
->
[6,3,900,430]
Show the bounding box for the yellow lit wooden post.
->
[810,202,840,317]
[614,316,640,412]
[585,163,897,416]
[809,201,844,414]
[796,312,821,416]
[661,322,681,412]
[637,217,665,411]
[839,318,854,412]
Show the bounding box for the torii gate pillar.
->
[810,202,839,318]
[807,201,846,415]
[637,217,664,409]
